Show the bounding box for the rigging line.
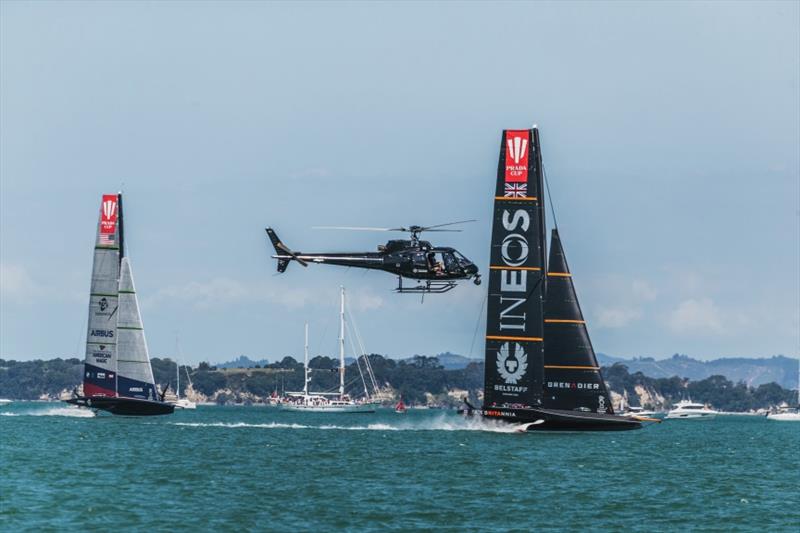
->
[311,288,339,359]
[468,290,489,359]
[543,164,559,230]
[345,306,378,391]
[346,322,370,397]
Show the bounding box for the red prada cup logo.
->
[504,130,529,183]
[100,194,118,235]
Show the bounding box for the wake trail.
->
[0,406,95,418]
[170,416,524,433]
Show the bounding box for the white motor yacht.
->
[766,407,800,421]
[666,400,718,420]
[767,363,799,421]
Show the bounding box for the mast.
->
[115,193,123,396]
[339,286,345,399]
[175,333,180,399]
[304,322,310,396]
[117,193,125,261]
[532,128,547,293]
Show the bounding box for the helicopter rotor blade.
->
[312,226,394,232]
[420,219,477,231]
[311,220,475,235]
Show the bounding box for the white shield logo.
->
[496,342,528,385]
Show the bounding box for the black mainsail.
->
[484,129,546,409]
[478,128,640,431]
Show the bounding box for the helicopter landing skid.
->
[395,277,457,294]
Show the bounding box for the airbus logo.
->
[506,135,528,164]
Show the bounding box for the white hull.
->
[666,411,717,420]
[172,398,197,409]
[767,412,800,421]
[280,403,375,413]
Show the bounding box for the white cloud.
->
[595,307,642,328]
[0,263,41,303]
[667,298,725,335]
[631,279,657,301]
[146,276,384,312]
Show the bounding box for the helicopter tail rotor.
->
[265,228,308,271]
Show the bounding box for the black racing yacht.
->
[466,127,641,431]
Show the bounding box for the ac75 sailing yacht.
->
[465,127,643,431]
[65,194,173,416]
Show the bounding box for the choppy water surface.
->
[1,404,798,531]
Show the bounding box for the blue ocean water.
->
[1,403,798,531]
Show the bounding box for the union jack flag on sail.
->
[504,183,527,198]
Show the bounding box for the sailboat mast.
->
[339,286,345,399]
[115,192,123,397]
[532,128,547,291]
[304,322,309,397]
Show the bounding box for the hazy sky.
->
[2,1,798,364]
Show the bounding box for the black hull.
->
[474,406,641,431]
[64,396,174,416]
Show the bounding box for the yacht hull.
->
[280,403,375,413]
[475,406,642,431]
[64,396,174,416]
[766,412,800,421]
[665,412,717,420]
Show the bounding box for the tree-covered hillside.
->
[1,357,796,410]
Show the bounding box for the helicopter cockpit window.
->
[426,252,452,276]
[443,252,458,272]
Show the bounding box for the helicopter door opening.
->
[427,252,457,276]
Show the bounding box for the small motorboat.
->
[766,403,800,422]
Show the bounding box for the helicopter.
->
[265,220,481,294]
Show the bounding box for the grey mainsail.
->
[83,194,121,397]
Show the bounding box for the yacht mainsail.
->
[83,194,123,397]
[483,129,546,409]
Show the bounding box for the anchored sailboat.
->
[282,287,375,413]
[65,194,173,416]
[470,127,641,431]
